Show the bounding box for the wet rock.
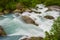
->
[22,16,38,26]
[44,15,54,19]
[4,10,10,14]
[13,8,25,13]
[13,9,22,13]
[47,5,60,11]
[34,11,41,14]
[21,38,30,40]
[30,37,43,40]
[0,26,6,36]
[45,9,52,12]
[22,37,43,40]
[0,12,4,16]
[25,8,32,13]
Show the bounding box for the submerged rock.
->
[22,16,38,26]
[44,15,54,19]
[0,26,6,36]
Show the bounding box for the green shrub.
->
[44,0,60,6]
[0,0,60,12]
[44,16,60,40]
[5,2,16,10]
[0,7,3,12]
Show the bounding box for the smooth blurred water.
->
[0,35,23,40]
[0,14,44,40]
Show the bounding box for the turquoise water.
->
[0,35,23,40]
[0,14,44,40]
[0,14,23,40]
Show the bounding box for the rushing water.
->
[0,4,59,40]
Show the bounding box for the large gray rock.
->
[22,16,38,26]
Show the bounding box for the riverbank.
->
[0,0,60,16]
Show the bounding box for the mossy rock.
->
[13,8,25,13]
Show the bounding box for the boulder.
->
[0,26,6,36]
[22,16,38,26]
[44,15,54,19]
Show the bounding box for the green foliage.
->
[0,7,3,12]
[5,2,16,10]
[44,16,60,40]
[0,0,60,12]
[44,0,60,6]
